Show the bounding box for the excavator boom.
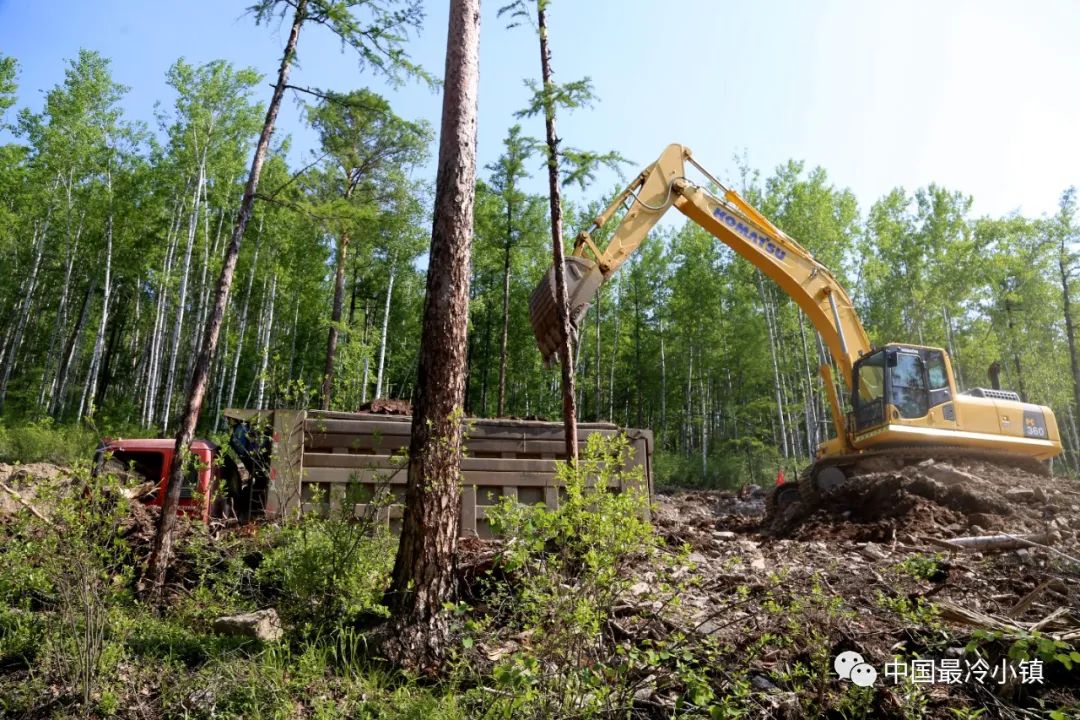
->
[528,143,1062,470]
[530,144,870,387]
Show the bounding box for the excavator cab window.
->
[854,350,886,431]
[925,350,952,408]
[889,351,929,419]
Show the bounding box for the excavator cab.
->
[852,345,954,433]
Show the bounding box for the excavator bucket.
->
[529,256,604,364]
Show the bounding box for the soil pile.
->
[765,458,1080,543]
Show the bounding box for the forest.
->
[2,1,1080,718]
[1,44,1079,485]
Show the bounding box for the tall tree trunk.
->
[361,298,371,403]
[144,204,183,428]
[1059,252,1080,433]
[607,280,620,421]
[0,223,47,414]
[322,227,351,409]
[496,235,512,416]
[658,314,667,442]
[52,284,96,419]
[161,165,205,432]
[285,290,302,389]
[632,268,643,427]
[147,0,307,596]
[375,264,396,399]
[38,226,80,410]
[256,273,277,410]
[384,0,479,668]
[225,235,260,414]
[82,167,114,421]
[594,291,601,420]
[536,1,578,462]
[796,313,816,456]
[758,273,789,458]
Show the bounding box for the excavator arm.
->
[529,143,872,393]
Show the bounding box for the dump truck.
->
[97,409,653,536]
[528,143,1062,517]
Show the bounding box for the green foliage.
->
[890,553,945,582]
[257,503,397,633]
[248,0,433,88]
[0,417,98,464]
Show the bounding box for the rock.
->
[922,463,981,487]
[968,513,1002,530]
[749,555,767,572]
[1032,487,1048,503]
[212,608,283,642]
[751,674,777,691]
[687,551,709,565]
[860,542,888,561]
[944,646,965,659]
[713,531,736,541]
[1004,487,1035,503]
[629,581,651,597]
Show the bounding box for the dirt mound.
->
[0,462,77,519]
[767,458,1080,543]
[359,398,412,415]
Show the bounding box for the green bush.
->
[257,509,397,635]
[0,418,98,465]
[479,433,674,717]
[654,437,790,490]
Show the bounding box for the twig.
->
[0,480,53,525]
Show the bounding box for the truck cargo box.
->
[225,409,653,538]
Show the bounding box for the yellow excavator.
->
[528,144,1062,514]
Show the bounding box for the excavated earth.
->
[4,459,1079,717]
[649,458,1080,717]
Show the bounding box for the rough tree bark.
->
[382,0,480,670]
[146,0,307,596]
[536,1,578,462]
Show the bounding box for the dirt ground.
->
[5,457,1078,717]
[650,458,1080,717]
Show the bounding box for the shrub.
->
[479,432,672,717]
[257,506,397,635]
[0,417,98,465]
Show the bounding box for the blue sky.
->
[3,0,1080,221]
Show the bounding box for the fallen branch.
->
[1008,578,1067,618]
[931,532,1057,552]
[937,600,1079,642]
[0,480,52,525]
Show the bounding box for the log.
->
[928,532,1057,552]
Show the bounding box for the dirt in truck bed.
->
[357,398,413,415]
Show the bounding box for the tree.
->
[147,0,428,595]
[308,89,430,409]
[383,0,480,670]
[1053,188,1080,430]
[487,124,531,416]
[499,0,624,462]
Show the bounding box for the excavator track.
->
[763,445,1050,529]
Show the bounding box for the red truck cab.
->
[95,438,218,522]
